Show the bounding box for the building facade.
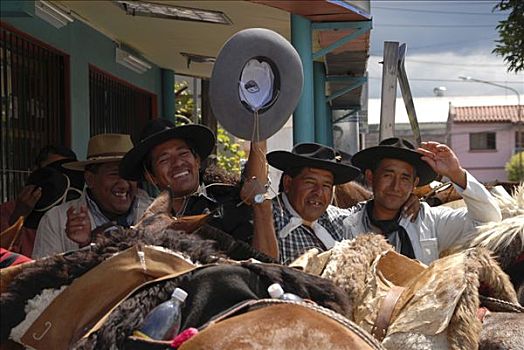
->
[448,104,522,182]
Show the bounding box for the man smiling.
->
[120,119,278,259]
[32,134,151,258]
[347,138,502,264]
[267,143,422,264]
[266,143,361,264]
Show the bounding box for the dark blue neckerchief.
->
[365,200,415,259]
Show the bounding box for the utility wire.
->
[367,77,524,84]
[376,24,496,28]
[372,6,504,16]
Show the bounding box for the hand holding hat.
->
[417,141,467,188]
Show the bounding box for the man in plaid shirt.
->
[267,143,421,264]
[266,143,362,264]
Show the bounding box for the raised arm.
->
[241,141,279,259]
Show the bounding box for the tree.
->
[492,0,524,73]
[175,80,246,175]
[505,151,524,181]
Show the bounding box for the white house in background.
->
[448,104,522,182]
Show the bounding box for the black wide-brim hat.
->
[24,167,78,229]
[351,137,437,186]
[120,119,215,181]
[267,143,361,185]
[210,28,303,141]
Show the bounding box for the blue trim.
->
[326,103,334,147]
[291,14,315,144]
[326,75,367,82]
[1,1,34,17]
[314,62,328,144]
[326,77,367,103]
[161,68,175,120]
[312,21,372,60]
[312,20,371,30]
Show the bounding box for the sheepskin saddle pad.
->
[291,235,520,350]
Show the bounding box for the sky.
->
[367,1,524,99]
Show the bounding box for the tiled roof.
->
[451,105,522,123]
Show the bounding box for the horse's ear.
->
[136,191,172,224]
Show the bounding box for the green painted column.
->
[291,14,315,144]
[161,68,175,120]
[326,104,334,147]
[314,61,329,145]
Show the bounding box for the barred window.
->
[89,66,156,138]
[1,23,68,202]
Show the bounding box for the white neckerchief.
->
[278,193,335,249]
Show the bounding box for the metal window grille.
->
[89,66,154,139]
[1,24,68,203]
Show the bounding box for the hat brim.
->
[210,28,303,141]
[351,146,437,186]
[120,124,215,181]
[267,151,361,185]
[24,168,69,229]
[62,157,124,171]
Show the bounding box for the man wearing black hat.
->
[119,119,278,259]
[347,138,502,264]
[266,143,420,265]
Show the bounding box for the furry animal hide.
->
[72,262,353,350]
[492,183,524,218]
[334,181,372,209]
[321,235,392,310]
[310,234,518,350]
[0,225,222,342]
[479,312,524,350]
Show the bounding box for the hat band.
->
[86,153,126,161]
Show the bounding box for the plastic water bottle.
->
[134,288,188,340]
[267,283,303,301]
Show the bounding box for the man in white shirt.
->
[32,134,151,258]
[347,138,502,264]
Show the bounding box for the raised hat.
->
[63,134,133,171]
[351,137,437,186]
[209,28,303,141]
[267,143,361,185]
[119,119,215,181]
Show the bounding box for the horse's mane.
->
[492,182,524,218]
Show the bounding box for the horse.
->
[1,191,381,350]
[333,181,372,209]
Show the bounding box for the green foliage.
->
[175,82,194,121]
[505,151,524,181]
[493,0,524,73]
[174,80,245,174]
[216,127,246,174]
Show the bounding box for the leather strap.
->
[372,285,405,341]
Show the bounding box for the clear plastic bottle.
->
[267,283,303,301]
[134,287,188,340]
